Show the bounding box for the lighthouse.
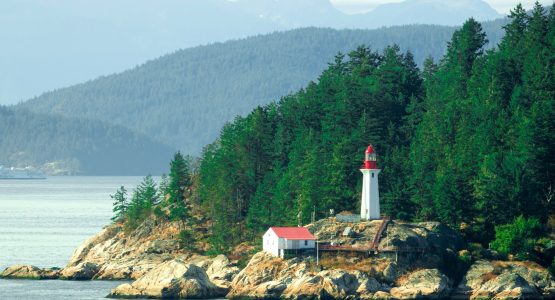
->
[360,145,381,220]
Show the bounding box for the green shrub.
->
[490,216,542,260]
[178,229,195,251]
[549,257,555,276]
[153,206,166,219]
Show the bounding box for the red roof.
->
[365,145,375,154]
[270,227,316,240]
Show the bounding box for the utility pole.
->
[316,240,319,266]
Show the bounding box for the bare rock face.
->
[0,265,60,279]
[202,255,240,288]
[228,251,453,300]
[372,291,394,299]
[281,274,328,299]
[108,260,227,299]
[355,273,383,298]
[306,219,465,259]
[390,269,451,299]
[61,218,209,280]
[228,252,307,298]
[454,260,555,299]
[60,262,100,280]
[281,270,360,299]
[63,221,182,280]
[382,262,397,283]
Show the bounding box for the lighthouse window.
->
[372,173,375,178]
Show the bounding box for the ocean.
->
[0,176,149,299]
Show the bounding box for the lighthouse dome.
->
[365,145,375,154]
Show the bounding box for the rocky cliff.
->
[3,217,555,299]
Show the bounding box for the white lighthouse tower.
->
[360,145,381,220]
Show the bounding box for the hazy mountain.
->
[1,0,503,104]
[351,0,502,27]
[0,106,174,175]
[19,20,508,157]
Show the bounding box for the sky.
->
[331,0,553,14]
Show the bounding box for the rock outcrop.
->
[53,216,240,282]
[389,269,451,299]
[63,219,183,280]
[307,219,466,260]
[453,260,555,299]
[193,254,240,289]
[227,252,451,299]
[2,215,241,299]
[108,260,227,299]
[228,251,555,300]
[5,215,555,300]
[60,262,100,280]
[0,265,60,279]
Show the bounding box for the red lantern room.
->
[363,145,378,169]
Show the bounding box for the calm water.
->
[0,176,149,299]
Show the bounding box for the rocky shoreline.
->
[3,218,555,299]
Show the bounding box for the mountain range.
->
[1,0,502,104]
[17,19,508,162]
[1,0,513,174]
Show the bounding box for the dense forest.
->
[191,3,554,257]
[20,20,507,156]
[0,107,173,175]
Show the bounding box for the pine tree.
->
[168,152,192,220]
[124,175,158,230]
[111,186,128,222]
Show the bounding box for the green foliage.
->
[196,4,554,253]
[199,44,424,250]
[19,24,507,157]
[410,5,555,231]
[178,229,195,251]
[549,257,555,276]
[124,175,159,231]
[111,186,128,222]
[490,216,542,260]
[153,206,166,219]
[158,174,169,198]
[167,152,193,221]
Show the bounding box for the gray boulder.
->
[108,259,226,299]
[389,269,451,299]
[455,260,555,299]
[60,262,99,280]
[1,265,60,279]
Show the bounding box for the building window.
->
[304,240,308,246]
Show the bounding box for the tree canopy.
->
[195,4,554,253]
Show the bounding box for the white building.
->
[360,145,381,220]
[263,227,316,258]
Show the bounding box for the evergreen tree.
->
[124,175,158,230]
[111,186,128,222]
[197,4,554,251]
[168,152,192,220]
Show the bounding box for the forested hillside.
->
[20,21,507,156]
[195,4,554,253]
[0,107,174,175]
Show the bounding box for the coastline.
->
[3,216,555,299]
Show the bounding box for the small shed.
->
[263,227,316,258]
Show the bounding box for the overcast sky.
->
[331,0,553,14]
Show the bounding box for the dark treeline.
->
[196,4,554,254]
